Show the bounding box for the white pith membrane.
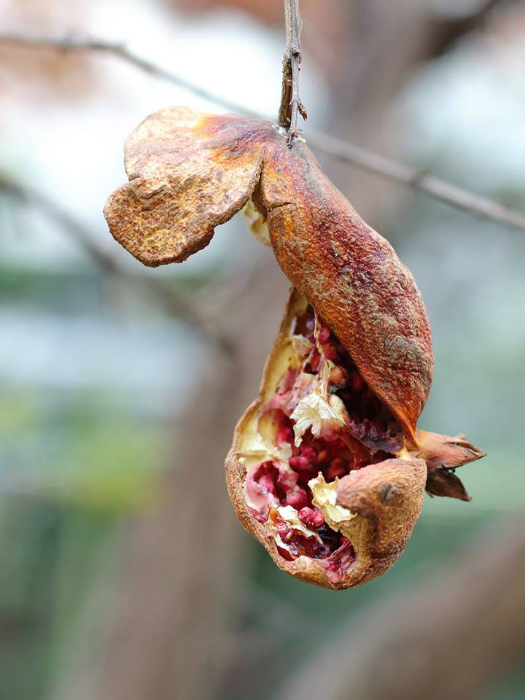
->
[236,293,405,585]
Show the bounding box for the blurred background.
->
[0,1,524,699]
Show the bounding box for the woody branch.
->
[278,0,307,144]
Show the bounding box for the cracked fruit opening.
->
[226,290,427,589]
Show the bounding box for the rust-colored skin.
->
[105,107,485,589]
[258,144,434,440]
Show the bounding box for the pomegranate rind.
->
[334,457,426,574]
[258,141,434,439]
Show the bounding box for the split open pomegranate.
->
[226,290,428,589]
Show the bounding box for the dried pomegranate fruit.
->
[105,107,485,589]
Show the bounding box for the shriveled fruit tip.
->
[426,466,472,502]
[416,429,486,471]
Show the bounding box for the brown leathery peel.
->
[105,107,486,589]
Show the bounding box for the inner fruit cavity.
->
[244,303,403,582]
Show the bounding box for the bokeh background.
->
[1,1,524,699]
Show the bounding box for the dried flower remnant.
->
[105,107,485,589]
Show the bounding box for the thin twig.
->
[1,34,525,232]
[0,175,235,357]
[278,0,306,145]
[0,34,256,115]
[307,129,525,230]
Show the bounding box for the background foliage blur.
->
[0,1,524,699]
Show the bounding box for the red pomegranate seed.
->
[350,372,365,392]
[329,366,347,385]
[312,510,325,528]
[318,326,331,344]
[316,449,330,465]
[300,445,317,462]
[298,507,315,525]
[258,474,277,494]
[289,455,312,471]
[276,423,294,445]
[285,489,309,510]
[323,343,339,361]
[298,507,326,529]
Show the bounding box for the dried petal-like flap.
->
[425,466,471,501]
[104,107,266,266]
